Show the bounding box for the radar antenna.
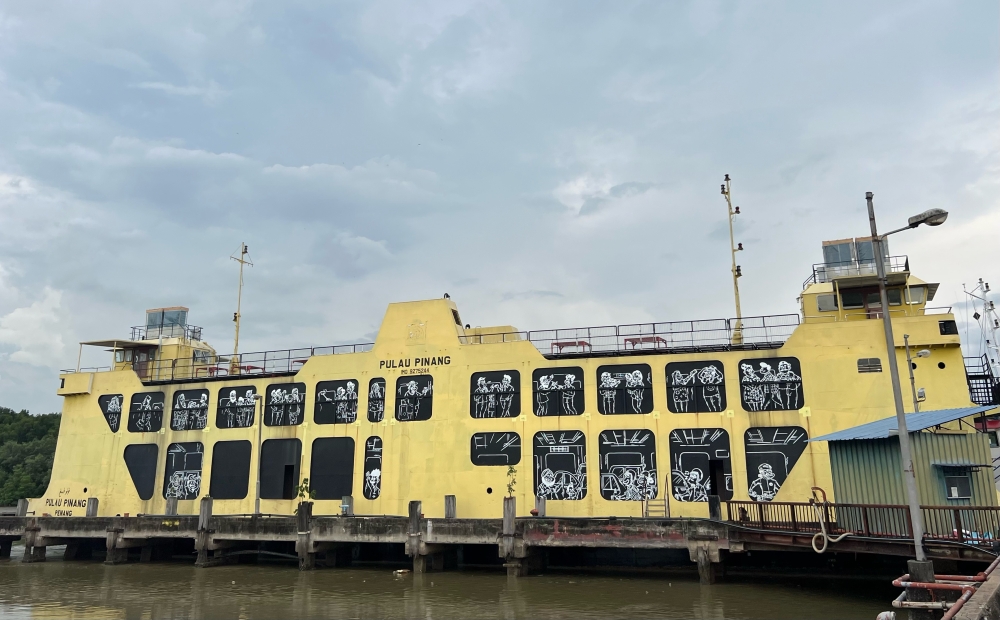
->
[231,242,253,375]
[721,174,744,345]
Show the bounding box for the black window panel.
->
[841,290,865,309]
[315,380,360,424]
[123,443,158,501]
[209,440,252,500]
[470,370,520,418]
[163,442,204,500]
[532,367,584,417]
[857,358,883,373]
[367,379,386,423]
[363,436,383,500]
[533,431,587,500]
[264,383,306,426]
[471,432,521,466]
[668,428,732,502]
[597,364,653,415]
[744,427,808,502]
[395,375,433,421]
[887,288,902,306]
[739,357,804,412]
[598,429,657,501]
[127,392,164,433]
[216,386,257,429]
[309,437,356,499]
[940,320,959,335]
[170,389,209,431]
[98,394,124,432]
[944,473,972,500]
[666,361,726,413]
[260,438,302,500]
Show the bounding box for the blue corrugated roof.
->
[809,406,998,442]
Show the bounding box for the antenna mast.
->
[231,243,253,375]
[721,174,744,345]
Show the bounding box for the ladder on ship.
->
[643,498,669,518]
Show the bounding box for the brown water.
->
[0,547,891,619]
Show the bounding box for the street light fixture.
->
[867,192,948,563]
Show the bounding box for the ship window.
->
[816,294,838,312]
[99,394,124,432]
[940,320,959,336]
[598,429,657,501]
[857,358,882,373]
[471,370,520,418]
[942,467,972,500]
[887,288,902,306]
[363,436,383,500]
[170,389,209,431]
[597,364,653,415]
[309,437,355,500]
[163,442,203,500]
[534,431,587,500]
[532,367,584,416]
[209,440,251,500]
[123,444,158,501]
[127,392,165,433]
[395,375,433,421]
[367,378,386,423]
[115,350,124,363]
[471,432,521,466]
[264,382,306,426]
[841,290,865,309]
[669,428,733,502]
[739,357,804,412]
[906,287,926,304]
[260,438,301,500]
[315,379,359,424]
[666,361,726,414]
[822,242,853,266]
[216,386,257,428]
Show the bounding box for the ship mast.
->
[231,243,253,375]
[721,174,744,345]
[965,278,1000,376]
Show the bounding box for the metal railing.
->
[802,255,909,289]
[460,314,800,357]
[966,354,1000,406]
[131,324,204,341]
[727,500,1000,547]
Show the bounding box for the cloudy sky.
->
[0,1,997,414]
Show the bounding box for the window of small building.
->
[123,443,158,501]
[264,382,306,426]
[163,442,203,500]
[988,431,999,449]
[471,432,521,466]
[367,378,386,423]
[597,364,653,415]
[209,440,251,500]
[395,375,433,421]
[816,294,838,312]
[942,467,972,500]
[841,290,865,309]
[170,389,209,431]
[532,367,585,416]
[315,379,359,424]
[216,386,257,428]
[906,286,926,304]
[260,438,301,500]
[127,392,165,433]
[309,437,355,500]
[471,371,521,418]
[857,358,883,373]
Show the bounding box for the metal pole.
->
[722,175,743,344]
[904,334,920,413]
[254,394,263,515]
[867,192,926,561]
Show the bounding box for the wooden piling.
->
[445,495,457,519]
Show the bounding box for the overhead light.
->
[908,208,949,228]
[917,350,931,358]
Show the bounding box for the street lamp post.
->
[866,192,948,563]
[903,334,931,413]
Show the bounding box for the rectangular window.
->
[739,357,804,412]
[216,386,257,429]
[127,392,165,433]
[841,290,865,309]
[822,242,853,266]
[857,358,883,373]
[395,375,433,421]
[260,438,301,500]
[816,294,838,312]
[315,379,359,424]
[598,429,657,501]
[264,383,306,426]
[471,371,521,418]
[209,440,251,500]
[667,361,726,414]
[597,364,652,415]
[990,431,999,449]
[940,320,959,336]
[532,367,584,416]
[471,432,521,466]
[163,442,203,500]
[906,286,926,304]
[887,288,902,306]
[363,436,383,500]
[310,437,355,500]
[534,431,587,500]
[170,389,209,431]
[367,378,386,423]
[942,468,972,500]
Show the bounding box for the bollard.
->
[15,499,28,517]
[341,495,354,516]
[296,501,315,570]
[195,497,213,567]
[165,497,178,516]
[408,501,424,573]
[708,495,721,520]
[534,496,545,517]
[906,560,937,620]
[445,495,457,519]
[86,498,99,517]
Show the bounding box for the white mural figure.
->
[368,380,385,422]
[474,376,492,418]
[599,429,657,501]
[776,361,802,409]
[741,363,765,411]
[164,442,202,500]
[758,362,782,410]
[534,431,587,499]
[560,374,579,415]
[104,395,122,430]
[674,468,709,502]
[106,396,122,414]
[397,379,431,420]
[740,359,803,412]
[287,387,302,424]
[670,370,697,413]
[364,436,383,499]
[748,463,781,502]
[133,394,162,431]
[223,390,239,427]
[535,375,553,415]
[270,388,286,425]
[697,365,725,412]
[625,370,646,413]
[365,467,381,499]
[496,374,515,417]
[599,372,621,413]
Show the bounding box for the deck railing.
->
[802,255,909,289]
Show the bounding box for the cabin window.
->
[163,442,203,500]
[216,386,257,428]
[942,467,972,500]
[395,375,433,421]
[739,357,804,412]
[264,382,306,426]
[940,320,959,336]
[598,429,657,501]
[857,358,883,373]
[114,349,134,363]
[170,389,209,431]
[310,437,355,500]
[816,294,838,312]
[193,349,212,364]
[669,428,733,502]
[534,431,587,500]
[666,361,726,414]
[906,286,926,304]
[471,432,521,466]
[123,444,158,501]
[367,378,386,423]
[822,242,853,266]
[315,379,359,424]
[597,364,653,415]
[532,367,584,416]
[98,394,124,432]
[470,370,520,418]
[744,427,808,502]
[887,288,902,306]
[209,440,252,500]
[841,290,865,310]
[127,392,165,433]
[363,436,383,500]
[260,438,301,500]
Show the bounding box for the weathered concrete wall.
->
[955,570,1000,620]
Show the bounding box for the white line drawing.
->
[598,365,652,414]
[669,369,697,413]
[744,426,808,502]
[171,391,209,431]
[396,376,433,421]
[533,369,583,416]
[164,442,203,500]
[218,387,257,428]
[129,393,164,432]
[471,372,518,418]
[599,429,657,501]
[363,436,382,500]
[317,380,359,423]
[740,358,802,411]
[669,427,732,502]
[599,372,621,413]
[368,379,385,422]
[697,365,725,412]
[667,362,725,413]
[267,384,305,426]
[471,432,521,465]
[534,430,587,500]
[100,394,123,432]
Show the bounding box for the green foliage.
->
[506,465,516,498]
[0,407,61,506]
[296,477,316,500]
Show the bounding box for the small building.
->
[812,406,999,507]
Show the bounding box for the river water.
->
[1,546,892,619]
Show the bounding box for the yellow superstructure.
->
[36,245,982,521]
